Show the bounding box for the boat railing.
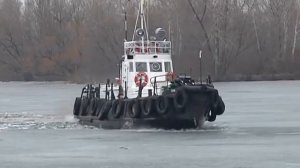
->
[81,82,119,100]
[124,41,171,55]
[149,74,173,96]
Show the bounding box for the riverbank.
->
[1,73,300,83]
[216,73,300,82]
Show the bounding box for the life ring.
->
[135,47,141,53]
[126,99,140,118]
[155,96,169,115]
[173,88,188,112]
[144,48,148,53]
[134,72,149,87]
[79,97,89,116]
[73,97,81,116]
[116,78,121,85]
[110,100,124,119]
[166,72,176,82]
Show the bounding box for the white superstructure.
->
[121,41,173,97]
[118,0,174,98]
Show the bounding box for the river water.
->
[0,81,299,168]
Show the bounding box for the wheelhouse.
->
[120,40,174,97]
[127,61,173,73]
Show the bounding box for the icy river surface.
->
[0,81,299,168]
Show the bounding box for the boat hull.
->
[74,85,224,130]
[77,117,201,129]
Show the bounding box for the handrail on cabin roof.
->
[124,41,171,55]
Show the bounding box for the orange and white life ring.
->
[135,47,148,53]
[134,72,149,87]
[135,47,141,53]
[166,72,176,82]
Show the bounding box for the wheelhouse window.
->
[129,62,134,72]
[136,62,147,72]
[164,62,172,72]
[150,62,162,72]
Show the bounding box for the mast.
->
[141,0,145,51]
[141,0,144,31]
[132,0,149,42]
[124,1,128,41]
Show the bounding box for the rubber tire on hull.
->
[86,98,99,116]
[95,99,106,116]
[110,100,125,119]
[140,97,154,116]
[173,88,188,113]
[79,97,89,116]
[208,114,216,122]
[155,96,169,115]
[212,96,225,115]
[126,99,140,118]
[73,97,81,116]
[97,101,112,120]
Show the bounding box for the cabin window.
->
[150,62,162,72]
[136,62,147,72]
[164,62,172,72]
[129,62,134,72]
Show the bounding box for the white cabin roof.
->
[124,40,171,56]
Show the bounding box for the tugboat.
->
[73,0,225,129]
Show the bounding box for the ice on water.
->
[0,81,300,168]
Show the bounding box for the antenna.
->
[121,0,131,41]
[169,21,171,41]
[147,0,149,39]
[141,0,144,30]
[141,0,145,51]
[122,1,128,41]
[199,50,203,84]
[132,0,149,42]
[125,10,128,41]
[132,3,140,41]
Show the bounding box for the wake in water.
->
[118,122,228,133]
[0,112,91,130]
[0,112,228,132]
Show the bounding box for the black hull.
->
[74,85,225,130]
[77,117,202,130]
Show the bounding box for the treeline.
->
[0,0,300,82]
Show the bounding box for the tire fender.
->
[126,99,140,118]
[141,98,154,116]
[208,113,216,122]
[110,100,125,119]
[97,101,112,120]
[95,99,106,116]
[212,96,225,115]
[173,88,188,112]
[73,97,81,116]
[79,97,89,116]
[155,96,169,115]
[87,98,98,116]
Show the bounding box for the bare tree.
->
[292,0,300,60]
[1,0,300,81]
[0,0,23,75]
